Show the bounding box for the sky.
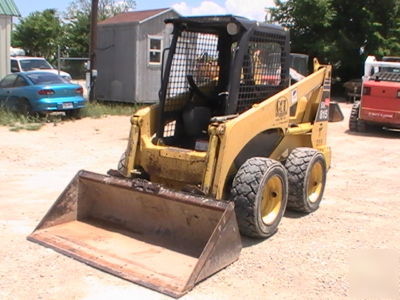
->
[13,0,274,21]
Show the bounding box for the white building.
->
[0,0,20,79]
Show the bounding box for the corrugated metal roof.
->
[0,0,20,16]
[99,8,170,25]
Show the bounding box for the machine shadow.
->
[240,210,311,247]
[284,210,309,219]
[345,127,400,139]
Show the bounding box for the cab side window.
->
[14,76,28,87]
[11,60,20,72]
[0,74,17,88]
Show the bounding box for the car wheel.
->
[17,98,32,115]
[65,109,81,119]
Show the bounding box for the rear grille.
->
[372,72,400,82]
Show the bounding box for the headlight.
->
[165,23,174,34]
[227,22,239,35]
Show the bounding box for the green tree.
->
[271,0,400,81]
[361,0,400,56]
[63,12,90,57]
[64,0,136,57]
[67,0,136,21]
[12,9,63,61]
[271,0,336,61]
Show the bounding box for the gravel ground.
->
[0,103,399,299]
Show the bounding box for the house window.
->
[148,36,162,65]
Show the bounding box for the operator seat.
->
[182,104,212,137]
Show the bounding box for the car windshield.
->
[19,59,53,71]
[26,73,68,85]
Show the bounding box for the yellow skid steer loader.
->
[29,15,340,297]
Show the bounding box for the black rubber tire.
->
[285,148,327,213]
[34,111,47,118]
[117,151,128,176]
[349,101,368,132]
[65,109,81,119]
[16,98,32,115]
[231,157,288,238]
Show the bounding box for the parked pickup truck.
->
[11,56,72,81]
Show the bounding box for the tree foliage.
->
[64,0,136,57]
[12,9,63,61]
[66,0,136,21]
[12,1,136,61]
[271,0,400,81]
[63,12,91,58]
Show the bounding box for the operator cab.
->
[157,15,290,149]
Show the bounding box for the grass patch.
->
[80,102,137,118]
[9,125,25,132]
[0,110,45,131]
[0,101,138,131]
[25,123,44,131]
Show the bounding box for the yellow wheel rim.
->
[261,175,282,225]
[307,161,323,203]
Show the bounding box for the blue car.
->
[0,71,86,117]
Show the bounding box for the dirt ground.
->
[0,103,399,300]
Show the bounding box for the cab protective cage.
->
[157,15,290,145]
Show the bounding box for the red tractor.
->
[349,56,400,131]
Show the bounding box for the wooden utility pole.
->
[89,0,99,102]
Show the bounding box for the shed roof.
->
[0,0,20,16]
[99,8,173,25]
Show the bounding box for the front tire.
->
[231,157,288,238]
[285,148,327,213]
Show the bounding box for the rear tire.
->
[231,157,288,238]
[16,98,32,115]
[65,109,81,119]
[285,148,327,213]
[117,151,128,176]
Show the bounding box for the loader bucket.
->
[28,170,241,298]
[329,101,344,122]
